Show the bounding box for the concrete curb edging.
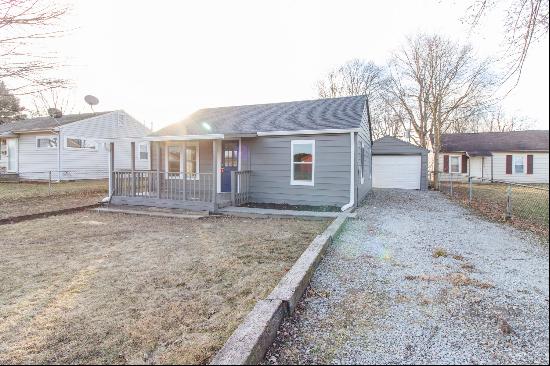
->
[210,213,350,365]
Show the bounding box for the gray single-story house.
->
[108,95,373,212]
[0,111,150,180]
[435,130,549,184]
[372,136,428,190]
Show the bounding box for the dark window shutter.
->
[527,155,534,174]
[506,155,513,174]
[443,155,449,173]
[461,155,468,173]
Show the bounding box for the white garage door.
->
[373,155,421,189]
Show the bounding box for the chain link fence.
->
[0,170,109,220]
[433,172,549,238]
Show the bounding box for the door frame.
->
[7,138,18,173]
[216,139,241,193]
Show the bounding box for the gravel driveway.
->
[265,189,549,365]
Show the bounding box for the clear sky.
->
[28,0,549,130]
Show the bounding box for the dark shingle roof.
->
[0,111,112,134]
[373,136,428,155]
[440,130,549,153]
[152,96,366,136]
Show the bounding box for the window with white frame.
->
[514,155,524,174]
[186,143,199,176]
[36,136,58,149]
[65,137,96,150]
[138,142,149,160]
[450,156,460,173]
[291,140,315,186]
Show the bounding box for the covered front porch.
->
[107,137,251,212]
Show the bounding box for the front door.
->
[221,141,239,192]
[7,138,17,172]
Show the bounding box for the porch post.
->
[212,140,217,209]
[130,141,136,196]
[156,142,161,198]
[182,141,187,200]
[108,142,115,197]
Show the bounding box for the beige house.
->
[435,130,549,184]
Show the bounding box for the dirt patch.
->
[404,272,494,289]
[0,212,328,364]
[0,181,107,220]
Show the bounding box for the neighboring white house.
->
[435,130,549,184]
[0,110,150,180]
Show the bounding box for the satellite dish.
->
[48,108,62,118]
[84,95,99,112]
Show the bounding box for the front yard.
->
[0,180,107,220]
[0,212,327,364]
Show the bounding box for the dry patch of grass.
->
[0,181,107,219]
[0,212,327,364]
[405,272,494,290]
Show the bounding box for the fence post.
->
[468,177,472,206]
[48,171,52,196]
[231,171,236,205]
[505,184,512,220]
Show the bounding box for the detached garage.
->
[372,136,428,190]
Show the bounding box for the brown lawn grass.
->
[0,180,107,219]
[441,182,549,238]
[0,211,328,364]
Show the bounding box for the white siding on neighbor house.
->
[58,111,150,180]
[17,133,59,180]
[14,111,150,180]
[438,152,549,183]
[491,152,549,183]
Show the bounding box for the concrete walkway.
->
[264,189,549,365]
[219,206,355,220]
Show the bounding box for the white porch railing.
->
[231,170,251,206]
[113,170,214,202]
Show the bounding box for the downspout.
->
[341,132,355,211]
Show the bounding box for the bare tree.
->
[1,0,69,95]
[465,0,549,85]
[30,87,74,117]
[317,59,404,139]
[385,34,498,185]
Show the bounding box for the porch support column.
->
[156,142,161,198]
[130,141,136,196]
[212,140,217,210]
[108,142,115,197]
[182,142,187,200]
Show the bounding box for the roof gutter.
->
[258,128,359,136]
[341,131,355,212]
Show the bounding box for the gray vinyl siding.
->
[356,104,372,203]
[246,134,351,207]
[372,137,428,190]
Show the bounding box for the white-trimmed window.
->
[36,136,58,149]
[291,140,315,186]
[514,155,525,174]
[65,137,96,150]
[450,156,460,173]
[138,142,149,160]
